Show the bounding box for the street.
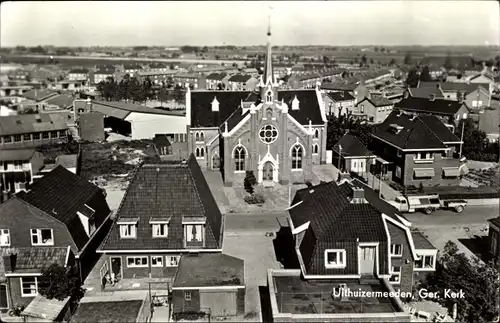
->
[224,212,288,233]
[404,205,499,228]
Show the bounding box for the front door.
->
[263,162,274,181]
[110,257,122,279]
[359,247,376,275]
[0,284,8,309]
[212,153,220,170]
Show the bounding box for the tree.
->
[420,241,499,323]
[405,68,420,88]
[369,58,374,65]
[361,54,367,66]
[244,171,257,195]
[380,47,386,53]
[388,58,396,66]
[444,54,453,69]
[404,52,412,65]
[420,66,432,82]
[39,263,84,301]
[326,115,373,150]
[323,55,330,66]
[418,182,424,193]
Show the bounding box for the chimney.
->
[458,92,464,104]
[403,90,409,99]
[3,253,17,272]
[429,94,435,101]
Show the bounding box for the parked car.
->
[388,194,467,214]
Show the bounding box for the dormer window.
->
[292,96,300,110]
[150,218,170,238]
[211,97,219,112]
[118,218,138,239]
[183,216,206,246]
[31,229,54,246]
[324,249,346,269]
[266,90,273,103]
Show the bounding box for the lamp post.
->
[459,115,466,158]
[338,145,343,174]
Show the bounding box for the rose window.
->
[259,125,279,144]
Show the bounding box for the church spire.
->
[262,11,274,86]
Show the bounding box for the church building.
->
[186,23,328,187]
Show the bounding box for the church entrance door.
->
[263,161,274,181]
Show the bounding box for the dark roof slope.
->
[327,91,355,102]
[0,247,69,274]
[45,94,76,108]
[372,111,450,149]
[488,217,500,229]
[289,181,389,275]
[0,113,68,136]
[23,89,58,102]
[278,90,324,125]
[206,73,227,81]
[228,74,252,82]
[99,155,222,251]
[440,82,489,94]
[395,97,465,116]
[417,115,461,143]
[173,253,244,287]
[332,133,373,157]
[0,149,36,161]
[408,87,445,99]
[17,166,109,250]
[71,301,143,323]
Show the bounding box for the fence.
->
[352,171,400,201]
[277,291,396,315]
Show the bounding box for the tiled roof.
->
[206,73,227,81]
[327,91,355,102]
[99,155,222,251]
[0,247,68,273]
[290,181,389,275]
[91,100,177,117]
[372,111,451,150]
[17,166,109,250]
[228,74,252,82]
[173,253,244,287]
[95,69,114,75]
[417,115,461,143]
[440,82,489,94]
[45,94,76,109]
[55,154,78,169]
[408,87,445,99]
[469,73,494,81]
[321,83,359,91]
[411,231,436,250]
[0,113,68,136]
[395,97,465,116]
[488,217,500,229]
[69,69,89,74]
[278,90,324,125]
[23,89,58,102]
[332,133,373,157]
[0,149,36,161]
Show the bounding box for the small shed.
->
[332,133,376,174]
[172,253,245,317]
[21,295,71,322]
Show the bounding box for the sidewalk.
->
[363,172,400,201]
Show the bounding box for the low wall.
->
[465,198,499,206]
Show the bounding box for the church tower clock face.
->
[259,124,278,144]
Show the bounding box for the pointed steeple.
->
[262,13,274,86]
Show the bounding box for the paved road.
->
[404,205,499,228]
[224,212,288,233]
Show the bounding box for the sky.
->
[1,1,499,47]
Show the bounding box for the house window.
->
[462,113,468,119]
[30,229,54,246]
[127,256,148,268]
[14,135,22,142]
[389,266,401,284]
[414,152,434,161]
[395,166,402,178]
[186,224,203,242]
[3,136,12,143]
[195,147,204,159]
[166,255,181,267]
[291,145,303,170]
[20,277,38,297]
[58,131,66,138]
[184,292,192,301]
[42,132,49,139]
[312,144,319,155]
[314,129,319,139]
[414,254,435,270]
[0,229,10,246]
[151,256,164,267]
[119,224,137,238]
[23,134,31,141]
[234,146,245,172]
[491,230,498,255]
[324,249,346,268]
[390,244,403,257]
[397,150,402,158]
[50,131,58,138]
[152,224,168,238]
[360,104,364,113]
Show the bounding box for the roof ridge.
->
[13,195,69,232]
[417,115,449,145]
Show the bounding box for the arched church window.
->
[234,146,246,171]
[266,90,273,103]
[200,147,205,157]
[291,145,303,170]
[259,125,279,144]
[195,132,200,142]
[313,144,319,154]
[195,147,201,158]
[199,132,205,142]
[314,129,319,139]
[266,108,273,119]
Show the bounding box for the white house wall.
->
[125,113,188,140]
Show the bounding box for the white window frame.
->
[185,224,204,242]
[291,144,303,171]
[166,255,181,267]
[119,224,137,239]
[389,266,401,284]
[396,150,402,158]
[126,256,149,268]
[390,244,403,257]
[20,277,38,297]
[184,291,192,301]
[30,228,54,246]
[0,229,10,246]
[152,224,168,238]
[151,256,164,267]
[324,249,347,269]
[414,254,436,271]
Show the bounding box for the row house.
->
[98,157,245,316]
[418,81,491,108]
[332,133,376,174]
[356,95,394,124]
[147,62,168,72]
[0,149,44,195]
[227,74,259,91]
[172,73,206,89]
[136,70,178,85]
[269,179,437,322]
[54,80,86,91]
[0,86,33,98]
[370,111,464,188]
[0,113,69,149]
[395,95,469,125]
[321,82,370,104]
[287,73,322,89]
[93,69,115,85]
[67,69,90,81]
[205,73,229,90]
[0,166,112,309]
[323,91,355,118]
[123,64,143,77]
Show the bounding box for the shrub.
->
[172,311,206,321]
[418,182,424,193]
[244,193,265,205]
[244,170,257,195]
[305,181,313,187]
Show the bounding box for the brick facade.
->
[386,222,414,295]
[172,288,245,316]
